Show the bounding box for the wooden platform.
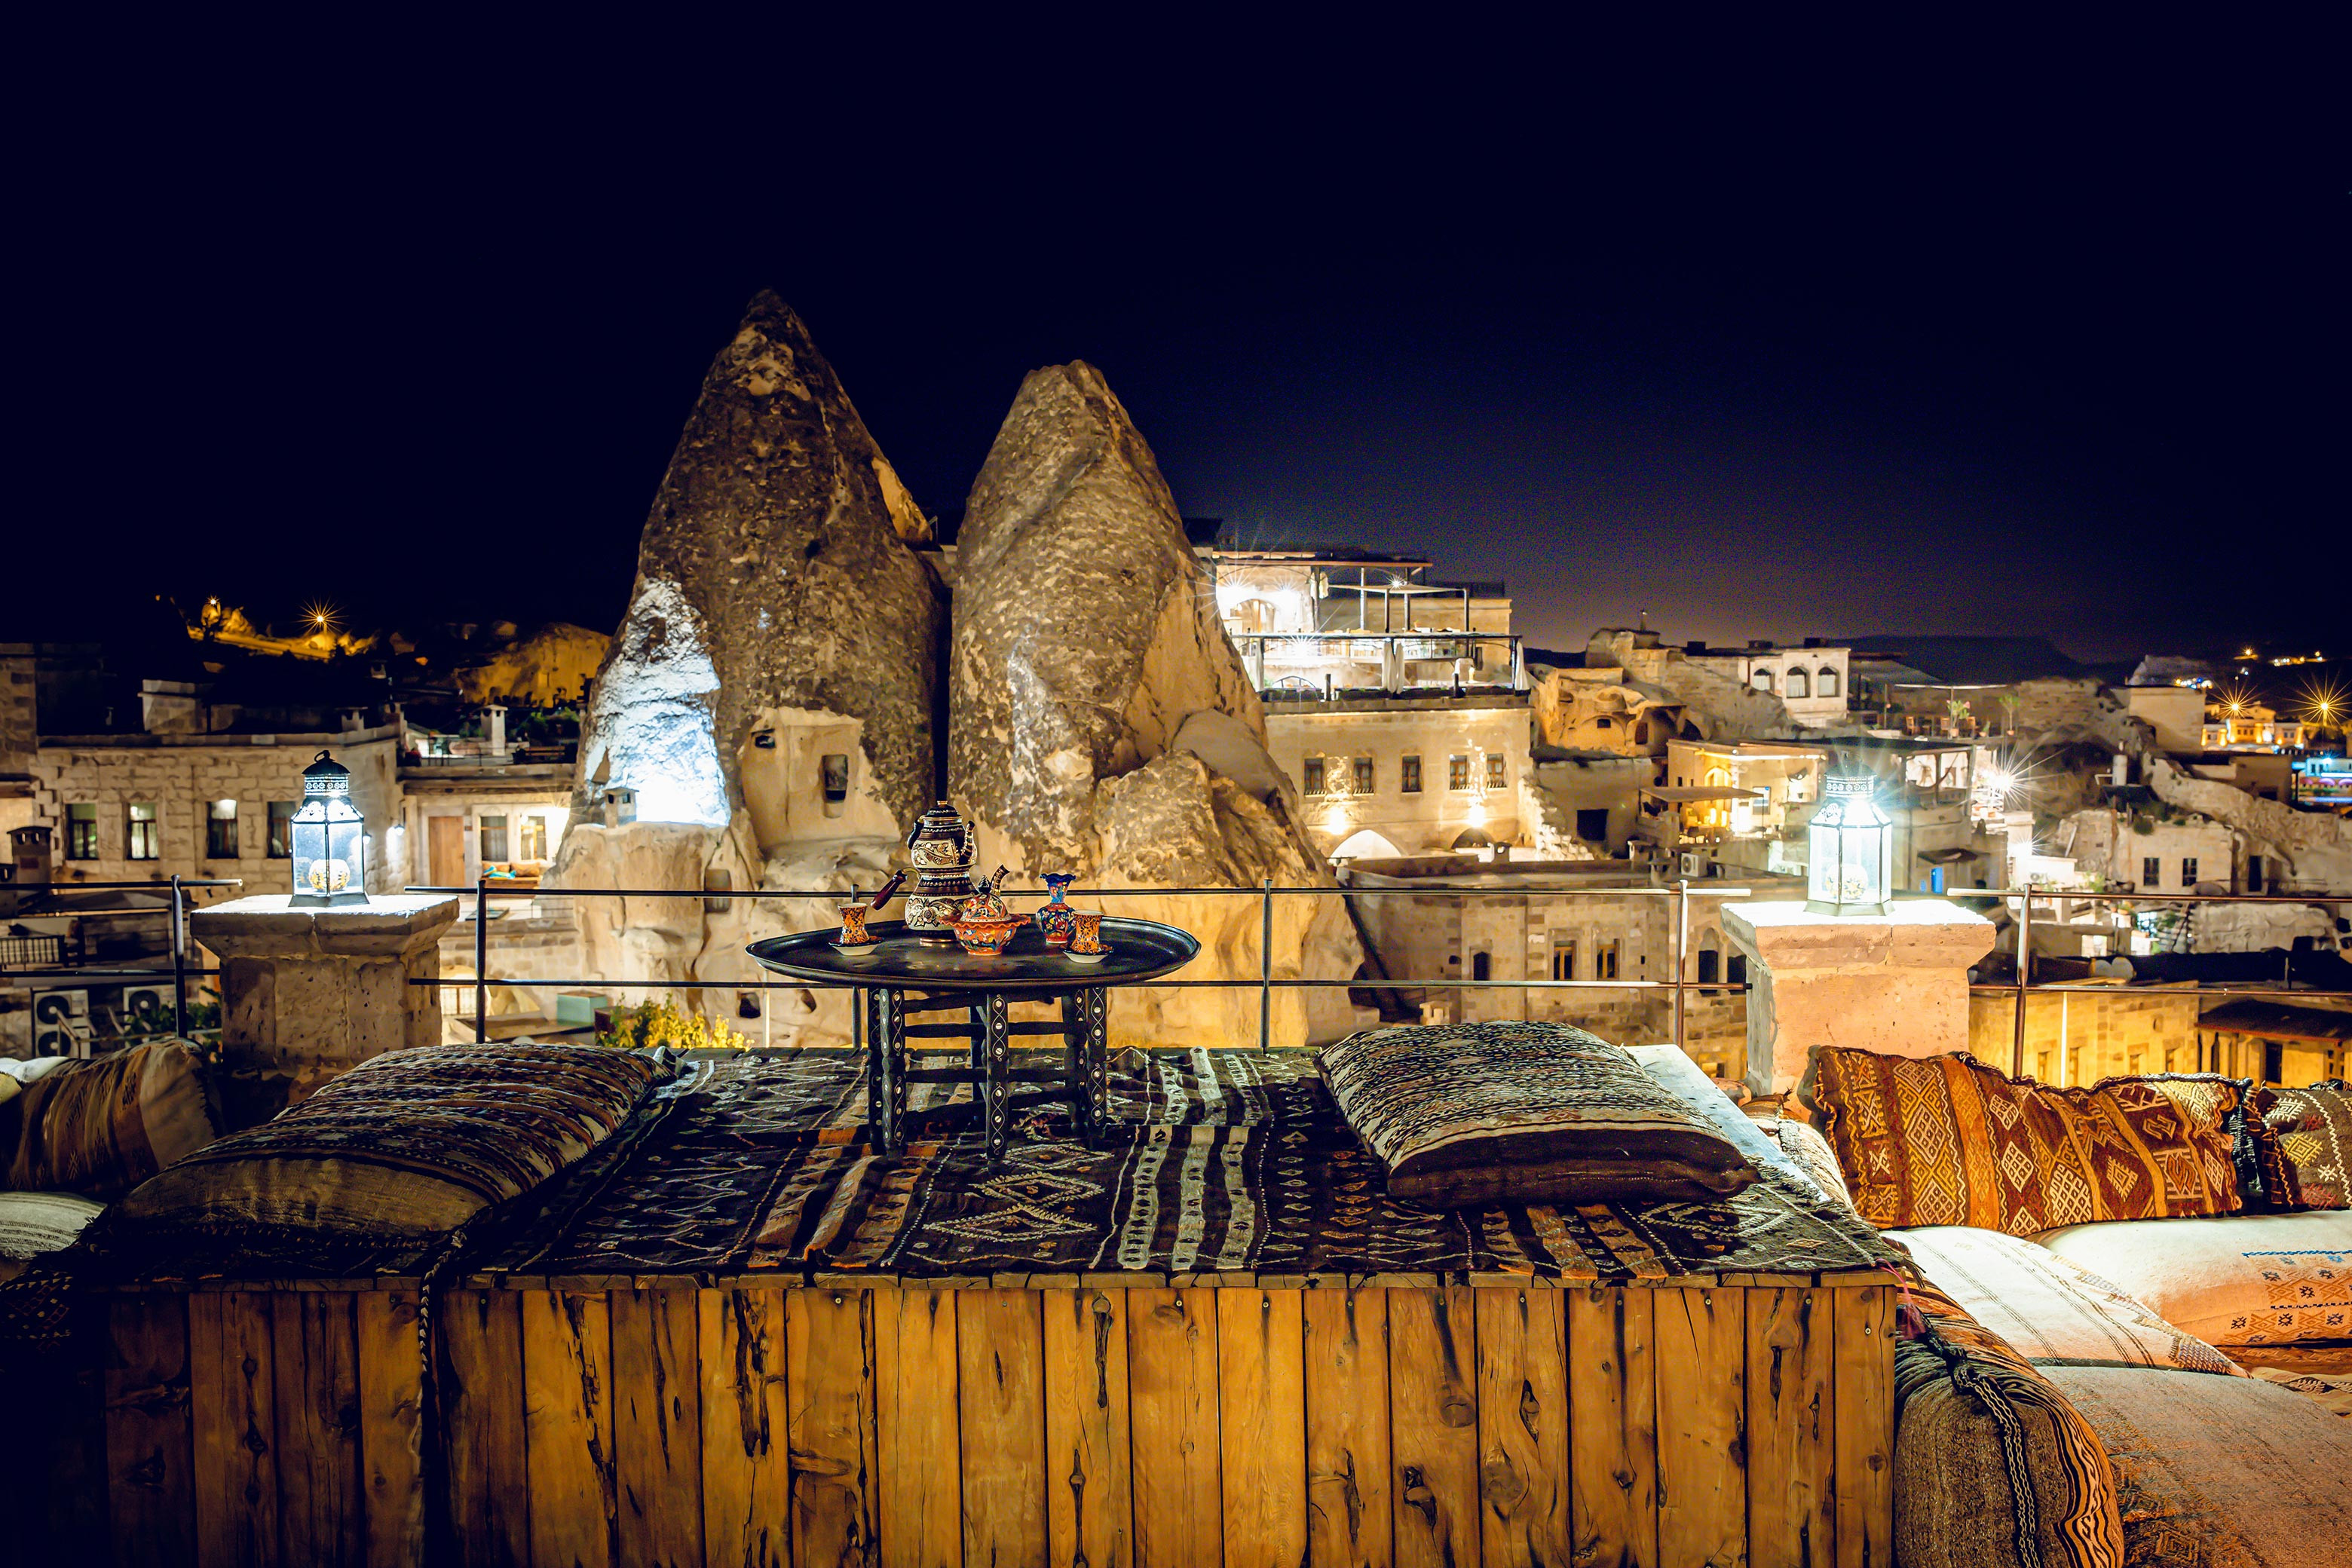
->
[97,1272,1895,1566]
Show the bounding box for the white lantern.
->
[1806,774,1891,916]
[289,749,369,907]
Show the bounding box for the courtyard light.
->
[1807,774,1891,917]
[289,749,369,906]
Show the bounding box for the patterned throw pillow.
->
[3,1040,224,1197]
[2251,1081,2352,1211]
[1318,1021,1755,1208]
[117,1043,665,1236]
[1800,1049,2244,1236]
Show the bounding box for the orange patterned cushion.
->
[1799,1049,2245,1236]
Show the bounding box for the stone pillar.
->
[190,893,460,1123]
[485,703,508,756]
[1723,899,1995,1099]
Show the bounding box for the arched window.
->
[1697,930,1721,985]
[1786,669,1810,698]
[1751,669,1775,693]
[1817,666,1839,697]
[1472,951,1492,982]
[1230,598,1280,633]
[1726,954,1748,986]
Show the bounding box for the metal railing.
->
[404,877,1756,1051]
[1,876,242,1038]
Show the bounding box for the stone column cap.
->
[1722,896,1995,969]
[190,893,461,959]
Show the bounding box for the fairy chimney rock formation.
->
[570,290,944,844]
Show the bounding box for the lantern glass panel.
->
[1806,775,1891,916]
[289,750,369,906]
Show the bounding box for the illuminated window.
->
[1551,941,1576,980]
[2179,857,2197,889]
[479,813,509,864]
[267,801,297,858]
[1786,669,1810,699]
[206,799,239,859]
[1448,755,1469,790]
[1352,757,1375,794]
[127,803,161,861]
[1486,755,1505,789]
[519,815,549,862]
[65,803,98,860]
[1818,667,1839,697]
[1401,755,1422,793]
[1752,669,1775,693]
[1302,758,1326,795]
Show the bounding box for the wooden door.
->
[428,816,464,887]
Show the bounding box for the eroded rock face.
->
[948,363,1367,1046]
[2151,758,2352,892]
[571,290,945,839]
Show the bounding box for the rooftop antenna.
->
[1638,607,1650,632]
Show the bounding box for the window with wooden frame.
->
[1448,755,1470,790]
[1352,756,1375,795]
[127,802,161,861]
[205,799,238,859]
[1401,755,1423,793]
[1302,757,1327,795]
[65,803,99,860]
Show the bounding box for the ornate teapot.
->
[903,801,976,945]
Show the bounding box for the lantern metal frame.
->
[1805,773,1892,917]
[289,749,369,908]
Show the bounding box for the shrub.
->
[598,999,751,1052]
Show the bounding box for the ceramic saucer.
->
[1065,947,1109,963]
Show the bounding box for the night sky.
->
[17,23,2346,668]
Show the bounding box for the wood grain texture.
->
[1043,1288,1132,1568]
[1652,1288,1745,1568]
[522,1290,618,1568]
[878,1287,961,1568]
[272,1291,363,1568]
[1217,1288,1306,1568]
[355,1291,424,1568]
[1125,1288,1223,1568]
[613,1288,704,1568]
[1305,1288,1391,1568]
[1746,1288,1833,1568]
[191,1291,280,1568]
[441,1288,528,1568]
[1475,1287,1569,1568]
[104,1292,196,1568]
[1388,1286,1479,1568]
[700,1289,789,1568]
[958,1288,1048,1567]
[1832,1285,1894,1568]
[790,1286,878,1567]
[1568,1287,1655,1568]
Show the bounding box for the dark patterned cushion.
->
[3,1040,224,1197]
[1799,1049,2244,1236]
[2251,1080,2352,1211]
[1316,1021,1754,1208]
[117,1043,665,1236]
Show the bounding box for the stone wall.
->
[1967,985,2202,1086]
[1265,699,1531,856]
[2150,758,2352,893]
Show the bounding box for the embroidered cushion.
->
[1763,1117,1854,1213]
[116,1043,665,1237]
[1799,1049,2244,1235]
[0,1191,107,1260]
[2250,1080,2352,1211]
[1890,1223,2241,1375]
[3,1040,225,1197]
[1893,1288,2125,1568]
[1318,1022,1754,1208]
[2034,1209,2352,1348]
[2036,1365,2352,1557]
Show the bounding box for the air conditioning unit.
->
[118,985,175,1039]
[1679,853,1707,880]
[32,988,90,1056]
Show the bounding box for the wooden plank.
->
[104,1293,196,1568]
[790,1285,878,1566]
[1305,1287,1391,1568]
[1219,1287,1307,1568]
[1832,1287,1895,1568]
[1653,1287,1745,1568]
[1475,1287,1569,1568]
[522,1290,618,1568]
[273,1291,363,1567]
[613,1288,704,1568]
[440,1289,528,1568]
[191,1290,280,1568]
[958,1288,1049,1567]
[1568,1287,1656,1568]
[1125,1288,1223,1568]
[1747,1287,1833,1568]
[700,1289,790,1568]
[877,1286,961,1568]
[1044,1288,1132,1568]
[1387,1286,1479,1568]
[355,1291,424,1568]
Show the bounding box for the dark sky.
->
[16,21,2347,668]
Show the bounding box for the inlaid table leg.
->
[982,991,1012,1162]
[871,988,906,1154]
[1061,993,1094,1143]
[1082,986,1110,1135]
[860,985,878,1132]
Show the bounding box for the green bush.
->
[597,999,751,1052]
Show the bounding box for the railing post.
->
[2012,891,2032,1077]
[1673,877,1689,1055]
[170,873,188,1038]
[1260,877,1273,1051]
[475,876,489,1043]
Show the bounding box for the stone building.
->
[1681,640,1853,727]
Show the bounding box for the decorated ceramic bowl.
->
[949,914,1024,956]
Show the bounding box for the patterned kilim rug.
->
[479,1049,1905,1283]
